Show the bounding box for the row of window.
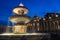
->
[27,13,60,33]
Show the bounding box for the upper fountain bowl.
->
[9,15,31,24]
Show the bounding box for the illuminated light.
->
[19,3,24,6]
[37,23,39,26]
[38,28,39,31]
[49,17,51,19]
[43,18,45,20]
[37,23,39,31]
[56,15,58,17]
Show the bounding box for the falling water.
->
[5,18,15,33]
[5,19,11,33]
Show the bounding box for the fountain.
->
[1,3,31,35]
[9,3,31,34]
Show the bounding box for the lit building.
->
[44,13,60,32]
[0,3,60,40]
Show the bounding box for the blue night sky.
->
[0,0,60,25]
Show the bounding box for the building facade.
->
[27,13,60,33]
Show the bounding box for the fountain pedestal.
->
[13,25,27,34]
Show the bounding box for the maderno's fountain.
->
[9,3,31,34]
[1,3,31,35]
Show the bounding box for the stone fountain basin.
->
[9,15,31,23]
